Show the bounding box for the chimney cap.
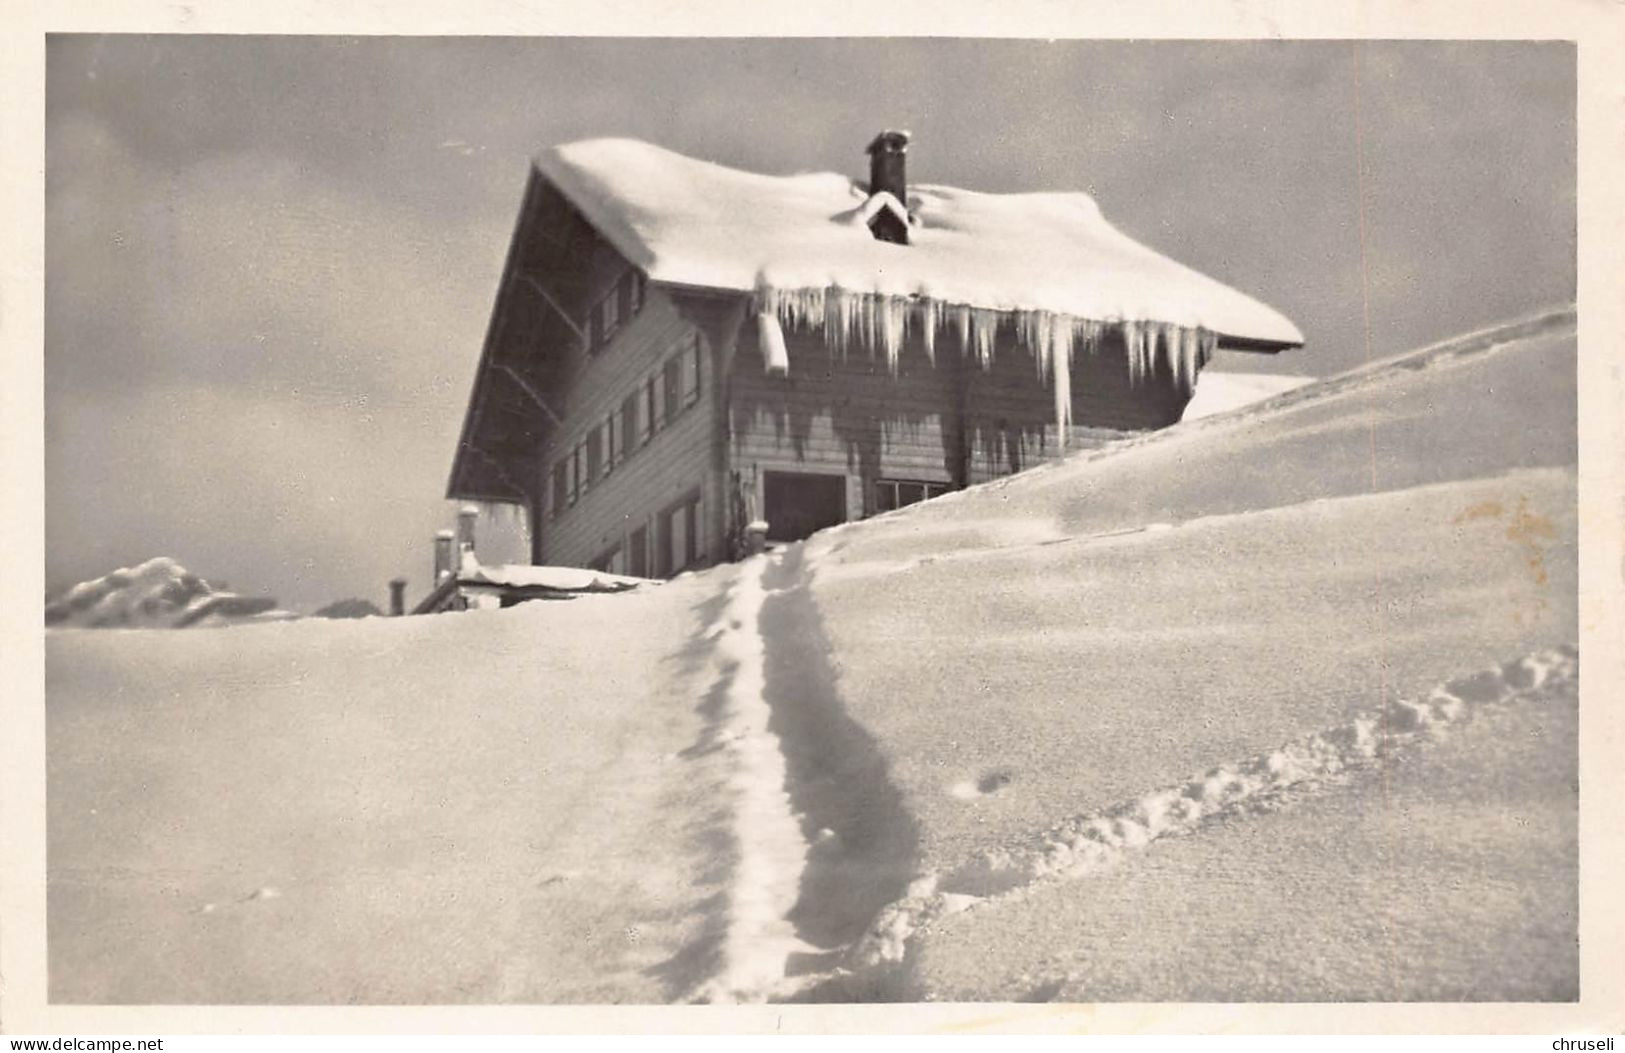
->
[436,529,456,539]
[866,129,912,155]
[458,504,480,517]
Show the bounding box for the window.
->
[629,270,646,314]
[588,271,645,354]
[683,335,702,406]
[663,356,681,423]
[656,491,702,578]
[585,425,604,485]
[874,479,952,514]
[605,411,620,471]
[599,291,620,345]
[572,444,584,500]
[628,525,649,578]
[646,375,661,437]
[621,393,640,457]
[551,461,568,518]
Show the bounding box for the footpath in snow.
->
[683,548,916,1002]
[848,644,1578,976]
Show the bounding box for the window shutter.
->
[618,272,634,319]
[586,425,603,483]
[663,356,681,421]
[622,393,639,453]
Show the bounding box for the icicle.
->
[1179,326,1199,395]
[918,298,939,364]
[1074,318,1103,359]
[757,312,790,375]
[953,305,972,358]
[879,295,907,372]
[1152,323,1175,388]
[1121,320,1142,387]
[1020,310,1057,384]
[1052,323,1073,442]
[971,309,999,369]
[826,288,849,355]
[756,279,1211,432]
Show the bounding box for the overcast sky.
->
[44,37,1574,612]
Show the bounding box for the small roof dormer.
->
[865,129,911,245]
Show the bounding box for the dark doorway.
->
[628,525,648,578]
[762,471,848,543]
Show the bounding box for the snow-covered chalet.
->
[446,132,1303,577]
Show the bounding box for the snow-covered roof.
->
[459,563,651,594]
[534,138,1304,349]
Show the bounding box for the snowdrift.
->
[48,574,737,1003]
[798,306,1576,999]
[46,307,1576,1004]
[1179,369,1314,421]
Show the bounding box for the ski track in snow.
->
[844,643,1579,976]
[687,553,819,1003]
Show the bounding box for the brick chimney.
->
[865,130,911,245]
[388,578,407,617]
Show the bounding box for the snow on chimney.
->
[865,130,911,245]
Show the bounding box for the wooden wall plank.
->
[726,318,1192,520]
[533,287,722,572]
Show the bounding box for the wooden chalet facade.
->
[447,134,1302,577]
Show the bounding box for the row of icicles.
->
[754,285,1217,439]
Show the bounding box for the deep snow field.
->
[47,308,1577,1004]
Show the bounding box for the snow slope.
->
[796,306,1576,998]
[48,575,737,1003]
[911,652,1578,1001]
[47,307,1576,1005]
[1180,369,1314,421]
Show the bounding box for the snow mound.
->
[850,644,1579,969]
[535,138,1304,350]
[1180,370,1315,421]
[45,557,287,629]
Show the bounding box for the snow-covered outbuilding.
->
[447,133,1302,575]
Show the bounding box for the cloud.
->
[49,123,509,402]
[47,379,527,611]
[46,110,522,610]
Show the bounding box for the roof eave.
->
[446,166,546,503]
[1215,334,1304,354]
